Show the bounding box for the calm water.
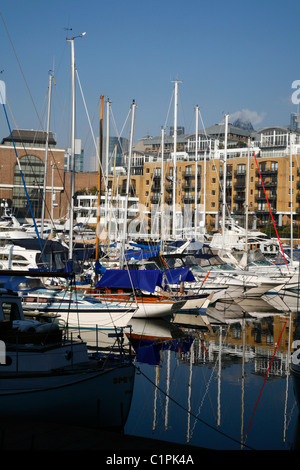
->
[121,303,300,451]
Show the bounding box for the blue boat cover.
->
[96,267,195,293]
[96,269,161,293]
[124,248,160,261]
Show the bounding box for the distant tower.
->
[290,113,300,131]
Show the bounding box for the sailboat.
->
[0,273,136,329]
[0,285,135,428]
[89,268,186,319]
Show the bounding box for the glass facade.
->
[13,155,44,219]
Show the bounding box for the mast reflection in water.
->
[123,310,299,450]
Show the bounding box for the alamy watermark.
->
[0,80,6,105]
[96,202,206,242]
[0,340,6,364]
[291,80,300,105]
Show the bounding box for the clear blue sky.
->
[1,0,300,161]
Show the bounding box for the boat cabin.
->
[0,289,23,322]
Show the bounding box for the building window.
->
[13,155,44,219]
[271,161,278,171]
[237,164,246,174]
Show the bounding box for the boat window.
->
[143,262,159,270]
[2,302,22,321]
[12,255,28,260]
[12,261,30,267]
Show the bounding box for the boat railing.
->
[63,323,134,366]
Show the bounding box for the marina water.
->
[122,308,299,451]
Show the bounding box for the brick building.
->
[0,129,98,223]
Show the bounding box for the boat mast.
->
[290,132,294,266]
[105,98,111,241]
[160,126,165,252]
[245,138,250,267]
[203,142,208,235]
[194,105,199,239]
[119,100,136,269]
[66,31,86,263]
[95,95,104,263]
[172,80,181,238]
[41,71,54,237]
[221,113,229,245]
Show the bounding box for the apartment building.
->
[126,124,300,235]
[1,124,300,239]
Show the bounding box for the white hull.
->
[21,290,136,328]
[132,300,182,318]
[94,293,185,319]
[52,307,134,329]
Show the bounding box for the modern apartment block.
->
[125,124,300,235]
[1,124,300,239]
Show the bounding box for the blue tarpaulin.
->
[161,268,195,284]
[96,269,161,293]
[124,248,160,261]
[96,267,195,293]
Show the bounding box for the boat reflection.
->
[127,306,296,450]
[65,303,300,450]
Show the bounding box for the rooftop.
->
[1,129,56,146]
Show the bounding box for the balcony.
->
[151,196,160,204]
[256,168,278,177]
[255,194,277,202]
[255,180,277,189]
[184,197,194,204]
[256,207,276,214]
[234,170,246,177]
[234,182,246,189]
[233,194,245,202]
[183,184,195,191]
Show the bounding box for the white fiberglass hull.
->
[54,307,135,329]
[22,296,135,328]
[97,295,185,319]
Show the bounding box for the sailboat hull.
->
[0,362,135,429]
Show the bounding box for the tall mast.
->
[194,105,199,239]
[119,100,136,269]
[221,113,229,243]
[160,126,165,251]
[68,37,76,261]
[245,138,250,266]
[95,95,104,262]
[172,80,181,238]
[41,71,53,237]
[66,31,86,262]
[105,98,111,235]
[203,142,208,234]
[290,132,294,266]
